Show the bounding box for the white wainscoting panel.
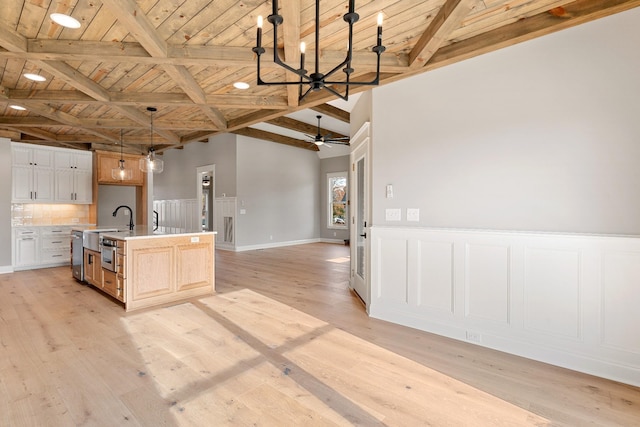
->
[524,247,581,339]
[376,238,408,305]
[416,240,454,314]
[465,243,510,325]
[370,226,640,386]
[215,197,236,250]
[602,250,640,354]
[153,199,199,234]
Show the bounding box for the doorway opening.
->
[196,165,215,232]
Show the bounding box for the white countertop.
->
[13,223,95,229]
[100,229,216,240]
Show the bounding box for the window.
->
[328,172,348,229]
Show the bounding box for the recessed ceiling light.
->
[233,82,250,90]
[23,73,47,82]
[10,105,27,111]
[50,13,81,29]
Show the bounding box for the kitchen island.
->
[97,229,216,312]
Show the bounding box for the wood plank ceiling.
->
[0,0,638,155]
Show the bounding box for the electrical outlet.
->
[466,331,482,343]
[385,208,401,221]
[407,208,420,222]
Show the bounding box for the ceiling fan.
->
[304,115,350,147]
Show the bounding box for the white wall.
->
[97,184,137,228]
[154,133,237,200]
[372,8,640,235]
[235,136,320,248]
[0,139,13,271]
[366,8,640,386]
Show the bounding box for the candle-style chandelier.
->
[252,0,385,102]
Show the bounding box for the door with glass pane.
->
[350,134,369,306]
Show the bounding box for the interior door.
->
[350,127,370,307]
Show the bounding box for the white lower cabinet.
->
[13,226,72,270]
[14,228,39,267]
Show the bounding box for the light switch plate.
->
[386,184,393,198]
[407,208,420,222]
[240,209,246,214]
[385,208,401,221]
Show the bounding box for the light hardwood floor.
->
[0,243,638,426]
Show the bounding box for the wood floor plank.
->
[0,243,637,426]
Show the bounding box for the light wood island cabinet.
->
[98,230,215,311]
[83,249,101,287]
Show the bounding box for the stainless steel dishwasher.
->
[71,230,84,281]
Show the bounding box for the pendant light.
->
[139,107,164,174]
[112,129,132,180]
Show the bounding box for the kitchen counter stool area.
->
[79,230,216,312]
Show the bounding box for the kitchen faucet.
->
[112,205,134,231]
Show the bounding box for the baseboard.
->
[319,238,348,245]
[235,238,321,252]
[0,265,14,274]
[215,242,235,251]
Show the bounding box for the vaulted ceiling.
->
[0,0,637,155]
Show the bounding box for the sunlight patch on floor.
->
[119,289,550,426]
[327,256,350,263]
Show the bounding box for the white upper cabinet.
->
[11,143,93,204]
[54,151,93,203]
[11,145,55,203]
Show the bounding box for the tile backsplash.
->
[12,204,90,226]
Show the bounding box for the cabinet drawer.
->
[41,237,70,250]
[102,269,125,302]
[40,249,68,264]
[41,227,71,237]
[15,228,38,237]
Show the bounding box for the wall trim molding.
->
[0,265,14,274]
[369,225,640,387]
[235,238,321,252]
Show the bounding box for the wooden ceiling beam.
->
[15,101,119,144]
[232,127,319,151]
[0,24,109,103]
[101,0,227,130]
[99,0,167,57]
[4,89,289,109]
[418,0,640,79]
[266,116,348,140]
[409,0,480,69]
[0,22,179,144]
[0,40,410,72]
[111,105,180,144]
[311,104,350,123]
[0,116,220,130]
[0,129,21,140]
[36,60,111,101]
[0,22,27,52]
